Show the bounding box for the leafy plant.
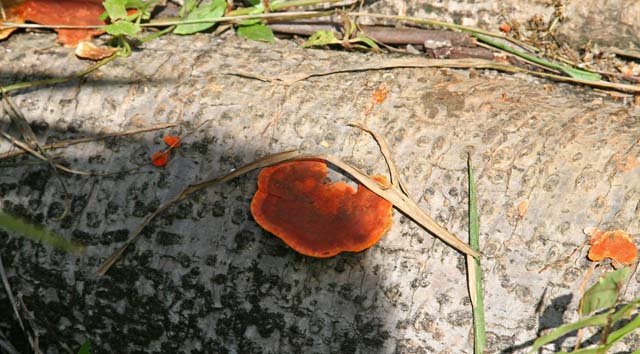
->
[102,0,158,38]
[174,0,227,35]
[303,16,378,50]
[530,268,640,353]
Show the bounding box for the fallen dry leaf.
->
[1,0,106,47]
[75,40,118,60]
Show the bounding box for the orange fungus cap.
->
[587,229,638,265]
[250,160,393,257]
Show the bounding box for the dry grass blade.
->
[348,122,409,196]
[0,255,25,334]
[96,150,301,276]
[1,91,72,220]
[0,122,179,160]
[97,149,478,276]
[1,131,93,176]
[0,255,42,353]
[241,57,640,93]
[306,153,479,258]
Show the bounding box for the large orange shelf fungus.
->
[250,160,393,257]
[587,229,638,266]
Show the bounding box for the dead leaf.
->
[1,0,106,47]
[75,40,118,60]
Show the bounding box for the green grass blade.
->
[0,212,84,253]
[473,33,601,81]
[467,156,486,353]
[529,313,610,353]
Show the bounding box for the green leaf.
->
[237,18,262,26]
[237,23,275,43]
[179,0,198,17]
[103,0,128,20]
[174,0,227,35]
[0,212,84,253]
[302,30,340,48]
[354,34,379,49]
[529,298,640,353]
[245,0,261,5]
[104,21,141,36]
[529,313,610,353]
[582,267,630,316]
[473,33,602,81]
[77,340,91,354]
[561,66,602,81]
[602,304,640,343]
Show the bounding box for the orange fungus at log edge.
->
[250,160,393,258]
[587,229,638,265]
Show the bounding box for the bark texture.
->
[0,28,639,354]
[366,0,640,48]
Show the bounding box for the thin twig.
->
[0,131,146,177]
[232,57,640,93]
[96,148,479,276]
[1,49,120,94]
[0,122,179,160]
[347,122,409,195]
[1,90,72,220]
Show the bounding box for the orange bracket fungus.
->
[587,228,638,266]
[250,160,393,257]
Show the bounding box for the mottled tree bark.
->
[0,26,638,354]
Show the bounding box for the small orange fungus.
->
[250,160,393,257]
[163,135,181,148]
[587,229,638,265]
[499,22,512,33]
[151,151,170,167]
[372,83,390,104]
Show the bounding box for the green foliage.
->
[529,269,640,353]
[472,33,601,81]
[77,340,91,354]
[174,0,227,35]
[102,0,157,37]
[303,30,379,49]
[105,21,141,36]
[237,23,275,42]
[581,267,629,316]
[303,30,339,47]
[0,212,84,253]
